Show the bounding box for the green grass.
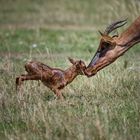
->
[0,0,140,27]
[0,29,97,53]
[0,0,140,140]
[0,28,140,140]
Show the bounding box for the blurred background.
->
[0,0,140,29]
[0,0,140,54]
[0,1,140,140]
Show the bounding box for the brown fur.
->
[16,16,140,99]
[16,58,86,99]
[84,16,140,77]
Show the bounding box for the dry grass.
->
[0,0,140,139]
[0,49,140,140]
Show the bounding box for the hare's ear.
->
[68,57,76,64]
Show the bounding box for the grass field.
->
[0,0,140,140]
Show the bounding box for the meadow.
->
[0,0,140,140]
